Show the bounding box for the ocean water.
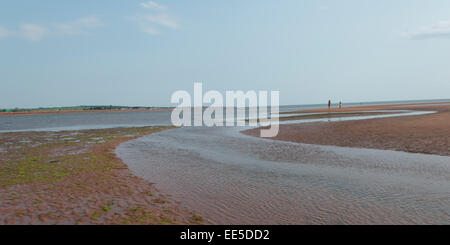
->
[0,110,173,132]
[1,99,448,132]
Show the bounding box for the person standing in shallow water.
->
[328,100,331,109]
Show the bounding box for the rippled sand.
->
[117,126,450,225]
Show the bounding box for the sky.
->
[1,0,450,108]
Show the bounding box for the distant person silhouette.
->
[339,101,342,109]
[328,100,331,109]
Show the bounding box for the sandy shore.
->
[281,101,450,114]
[244,103,450,156]
[0,127,204,225]
[250,111,400,123]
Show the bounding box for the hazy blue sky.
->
[1,0,450,108]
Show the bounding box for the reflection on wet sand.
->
[117,120,450,224]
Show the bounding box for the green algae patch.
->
[0,126,204,225]
[0,126,173,187]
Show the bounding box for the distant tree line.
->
[0,105,169,113]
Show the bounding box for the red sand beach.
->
[245,102,450,156]
[0,127,204,225]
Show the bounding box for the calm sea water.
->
[1,99,448,132]
[0,111,172,132]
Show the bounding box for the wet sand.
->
[245,103,450,156]
[118,125,450,225]
[251,111,401,123]
[116,102,450,224]
[0,127,204,225]
[281,101,450,114]
[3,102,448,225]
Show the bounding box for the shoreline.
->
[250,111,403,123]
[0,126,204,225]
[0,108,173,117]
[244,102,450,156]
[1,101,448,224]
[2,101,448,117]
[280,101,450,114]
[116,111,450,225]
